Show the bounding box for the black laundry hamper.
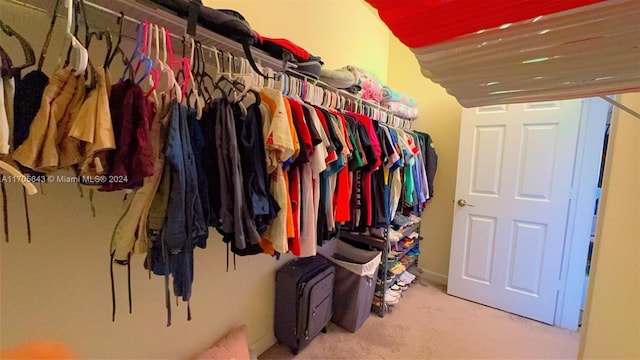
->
[319,239,381,333]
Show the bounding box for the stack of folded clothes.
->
[391,213,421,231]
[382,85,419,120]
[254,33,324,79]
[344,66,384,103]
[319,68,358,91]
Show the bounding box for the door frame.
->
[555,97,609,330]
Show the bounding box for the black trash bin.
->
[319,239,381,333]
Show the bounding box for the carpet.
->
[260,277,579,359]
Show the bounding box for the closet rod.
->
[286,68,413,130]
[81,0,228,59]
[6,0,289,71]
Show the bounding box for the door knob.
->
[457,199,475,207]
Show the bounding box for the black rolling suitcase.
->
[275,256,335,355]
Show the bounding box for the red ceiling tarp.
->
[367,0,608,48]
[367,0,640,107]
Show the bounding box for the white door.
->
[448,100,583,324]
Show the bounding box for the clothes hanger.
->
[84,25,112,89]
[266,68,275,89]
[154,25,181,101]
[0,161,37,195]
[193,41,218,103]
[235,57,262,108]
[164,30,190,103]
[230,56,255,100]
[121,21,151,83]
[184,38,204,117]
[59,0,88,76]
[139,23,160,103]
[38,0,62,71]
[106,12,129,72]
[0,20,35,76]
[149,24,171,97]
[0,46,13,79]
[210,52,234,100]
[86,28,112,70]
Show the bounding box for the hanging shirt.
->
[287,99,312,167]
[282,98,300,170]
[13,70,48,152]
[281,99,297,242]
[13,67,85,172]
[286,98,312,255]
[301,104,327,253]
[302,104,329,176]
[232,101,273,234]
[372,122,391,227]
[259,89,295,254]
[332,112,352,223]
[288,167,301,255]
[163,102,207,254]
[110,99,172,262]
[1,73,15,155]
[100,79,155,191]
[208,98,262,255]
[0,76,9,155]
[68,67,115,178]
[418,131,438,200]
[298,164,316,256]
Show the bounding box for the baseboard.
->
[421,269,448,286]
[250,333,277,359]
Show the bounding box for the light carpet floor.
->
[260,277,580,359]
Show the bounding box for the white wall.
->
[0,1,391,358]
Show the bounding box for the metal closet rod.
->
[4,0,226,58]
[80,0,226,58]
[285,68,413,130]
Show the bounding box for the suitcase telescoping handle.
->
[293,281,306,339]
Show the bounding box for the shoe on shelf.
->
[371,228,403,242]
[389,262,406,275]
[390,284,403,292]
[384,293,399,305]
[385,275,395,286]
[395,281,409,290]
[392,214,412,229]
[388,288,402,298]
[408,214,421,224]
[399,271,416,284]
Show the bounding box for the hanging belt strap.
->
[22,188,32,243]
[1,182,8,242]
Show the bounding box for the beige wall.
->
[385,36,462,282]
[0,1,391,358]
[579,93,640,359]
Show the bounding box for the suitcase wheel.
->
[321,327,328,334]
